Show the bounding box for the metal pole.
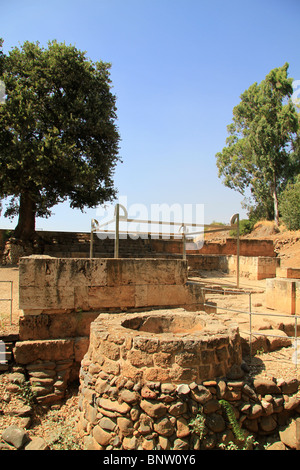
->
[236,214,240,289]
[183,232,186,260]
[295,316,298,372]
[114,203,120,258]
[10,281,13,326]
[249,292,252,359]
[90,222,94,259]
[230,213,240,289]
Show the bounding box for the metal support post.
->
[90,224,94,259]
[114,203,120,258]
[236,214,240,289]
[230,213,240,289]
[249,292,252,359]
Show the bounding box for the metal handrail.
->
[90,205,239,267]
[202,286,299,370]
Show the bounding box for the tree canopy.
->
[215,63,299,224]
[0,40,121,240]
[279,175,300,230]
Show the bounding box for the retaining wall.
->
[187,255,279,280]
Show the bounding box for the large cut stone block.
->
[19,257,190,314]
[266,278,296,314]
[14,339,74,364]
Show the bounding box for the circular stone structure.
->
[84,309,242,384]
[77,309,243,450]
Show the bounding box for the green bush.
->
[230,219,255,237]
[279,177,300,230]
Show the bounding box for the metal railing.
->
[0,280,13,325]
[90,204,241,285]
[202,285,300,370]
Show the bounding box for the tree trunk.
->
[14,192,36,241]
[272,174,279,226]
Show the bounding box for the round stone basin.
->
[87,309,242,383]
[121,311,204,335]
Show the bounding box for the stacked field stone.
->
[77,311,300,450]
[77,365,300,450]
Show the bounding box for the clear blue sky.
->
[1,0,300,232]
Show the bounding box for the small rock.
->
[2,425,30,449]
[154,417,174,437]
[259,415,277,433]
[173,438,189,450]
[191,385,212,404]
[205,413,226,433]
[281,378,299,395]
[226,364,245,379]
[10,405,33,417]
[279,419,300,449]
[117,417,134,436]
[253,378,281,395]
[141,386,157,400]
[140,400,167,419]
[266,441,286,450]
[3,392,11,403]
[176,384,190,396]
[161,383,176,395]
[25,437,49,450]
[119,389,138,404]
[122,436,138,450]
[7,372,26,385]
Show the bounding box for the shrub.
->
[279,177,300,230]
[230,219,255,237]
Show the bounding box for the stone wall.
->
[14,257,207,404]
[78,363,300,450]
[187,238,276,257]
[187,255,278,280]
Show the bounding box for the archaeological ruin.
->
[1,222,300,450]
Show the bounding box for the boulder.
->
[279,419,300,449]
[2,425,30,449]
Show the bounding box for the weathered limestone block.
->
[14,339,74,364]
[19,312,99,340]
[19,257,200,313]
[276,267,300,279]
[266,278,297,314]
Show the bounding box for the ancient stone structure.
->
[0,229,279,281]
[266,278,300,315]
[83,310,242,384]
[14,256,206,403]
[77,311,300,450]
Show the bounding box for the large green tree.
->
[0,40,120,240]
[216,63,299,225]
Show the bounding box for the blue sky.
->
[1,0,300,232]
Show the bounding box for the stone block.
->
[14,339,74,364]
[19,257,190,313]
[19,286,75,310]
[277,267,300,279]
[266,278,296,314]
[19,312,99,340]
